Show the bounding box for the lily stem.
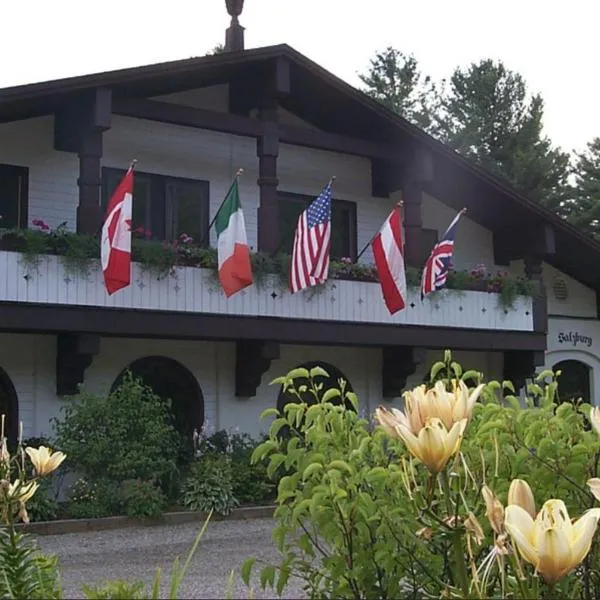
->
[440,470,470,597]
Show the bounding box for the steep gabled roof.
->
[1,44,598,291]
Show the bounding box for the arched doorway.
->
[0,367,18,445]
[111,356,204,438]
[276,360,356,414]
[553,359,591,405]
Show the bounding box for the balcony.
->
[0,249,535,331]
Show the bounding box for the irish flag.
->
[215,178,253,297]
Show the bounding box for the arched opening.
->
[0,367,18,445]
[111,356,204,438]
[553,359,591,405]
[276,360,356,414]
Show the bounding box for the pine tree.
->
[358,47,441,132]
[569,138,600,237]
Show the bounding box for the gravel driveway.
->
[36,517,305,599]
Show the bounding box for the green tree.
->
[358,46,441,131]
[569,138,600,238]
[433,59,571,212]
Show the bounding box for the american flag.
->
[290,181,333,293]
[421,209,465,300]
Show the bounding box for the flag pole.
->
[355,200,403,262]
[129,159,138,172]
[199,168,243,247]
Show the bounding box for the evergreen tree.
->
[358,46,441,132]
[569,138,600,237]
[433,59,571,212]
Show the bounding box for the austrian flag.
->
[371,204,407,315]
[101,166,133,295]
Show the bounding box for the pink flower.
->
[144,230,152,238]
[32,219,50,231]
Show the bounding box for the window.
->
[102,168,209,244]
[111,356,205,437]
[0,164,28,229]
[553,360,591,405]
[278,192,357,259]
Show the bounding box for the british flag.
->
[421,209,465,300]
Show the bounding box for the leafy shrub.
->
[120,479,167,518]
[53,372,180,491]
[66,478,119,519]
[26,477,59,523]
[198,429,276,505]
[182,455,239,516]
[242,357,600,599]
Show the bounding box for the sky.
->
[2,0,598,154]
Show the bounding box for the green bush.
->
[120,479,167,518]
[182,455,239,516]
[53,372,180,492]
[198,429,276,505]
[242,357,600,599]
[66,478,120,519]
[26,477,59,523]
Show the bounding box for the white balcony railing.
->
[0,251,534,331]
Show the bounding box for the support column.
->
[402,181,423,268]
[402,147,433,268]
[256,98,280,254]
[525,253,548,334]
[77,130,104,234]
[54,87,112,235]
[256,57,290,255]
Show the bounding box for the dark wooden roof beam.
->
[112,97,401,160]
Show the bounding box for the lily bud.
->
[464,512,485,545]
[587,478,600,502]
[590,406,600,437]
[482,485,505,535]
[508,478,536,519]
[374,406,408,438]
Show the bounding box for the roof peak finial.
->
[224,0,245,52]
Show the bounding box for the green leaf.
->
[321,388,341,403]
[276,566,291,596]
[269,418,288,438]
[259,565,276,589]
[240,557,256,586]
[287,368,310,380]
[328,460,353,474]
[502,380,516,393]
[462,370,480,382]
[267,453,286,479]
[451,361,463,378]
[260,407,280,421]
[535,369,555,382]
[309,366,330,379]
[302,462,324,481]
[430,361,445,381]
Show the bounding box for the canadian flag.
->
[101,167,133,295]
[371,204,407,315]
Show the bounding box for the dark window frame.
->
[0,163,29,229]
[277,190,357,260]
[101,167,210,245]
